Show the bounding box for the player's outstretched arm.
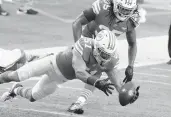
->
[72,48,114,96]
[126,29,137,67]
[72,8,96,42]
[124,29,137,83]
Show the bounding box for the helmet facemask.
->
[93,47,112,65]
[93,30,117,66]
[113,0,137,21]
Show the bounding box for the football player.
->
[69,0,145,113]
[1,30,139,110]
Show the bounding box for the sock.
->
[14,87,35,101]
[76,89,93,105]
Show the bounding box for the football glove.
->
[94,78,114,96]
[123,66,133,83]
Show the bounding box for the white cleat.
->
[1,83,23,101]
[67,102,85,114]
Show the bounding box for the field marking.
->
[151,68,171,72]
[0,105,86,117]
[136,79,171,86]
[134,72,169,78]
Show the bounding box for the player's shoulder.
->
[92,0,112,15]
[128,7,147,28]
[78,37,93,47]
[74,37,93,55]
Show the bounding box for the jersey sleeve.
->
[74,38,85,56]
[92,0,111,15]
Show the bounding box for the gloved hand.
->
[123,66,133,83]
[94,78,114,96]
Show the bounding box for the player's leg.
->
[1,74,57,102]
[0,55,56,84]
[68,72,102,114]
[0,0,9,16]
[167,24,171,64]
[67,83,96,114]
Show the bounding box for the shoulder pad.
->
[92,0,112,15]
[74,37,93,55]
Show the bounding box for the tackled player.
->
[1,30,139,113]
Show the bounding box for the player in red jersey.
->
[1,30,139,111]
[73,0,146,83]
[69,0,145,113]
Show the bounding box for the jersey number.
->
[84,38,92,48]
[103,4,110,10]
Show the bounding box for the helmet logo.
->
[96,33,104,41]
[125,0,133,6]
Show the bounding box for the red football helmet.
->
[119,81,140,106]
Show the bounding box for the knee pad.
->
[32,82,57,100]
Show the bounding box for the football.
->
[119,82,136,106]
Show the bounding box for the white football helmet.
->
[93,30,117,65]
[113,0,138,21]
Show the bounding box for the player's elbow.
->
[72,16,82,27]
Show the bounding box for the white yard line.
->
[151,68,171,72]
[0,105,86,117]
[134,72,169,78]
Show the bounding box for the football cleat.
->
[1,83,23,101]
[26,9,38,15]
[0,10,9,16]
[17,8,38,15]
[67,102,84,114]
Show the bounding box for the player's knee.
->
[32,82,57,101]
[44,82,57,95]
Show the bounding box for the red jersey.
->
[82,0,141,37]
[56,37,119,80]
